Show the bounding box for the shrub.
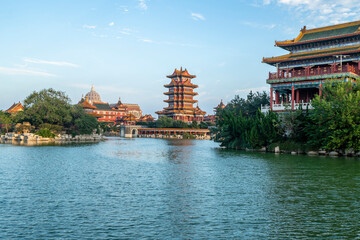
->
[36,128,55,138]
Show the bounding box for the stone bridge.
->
[119,125,143,138]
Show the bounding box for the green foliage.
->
[74,114,98,134]
[199,121,212,129]
[39,123,63,133]
[155,117,202,129]
[225,91,270,117]
[190,121,198,129]
[0,111,13,133]
[156,117,174,128]
[36,128,55,138]
[215,92,281,149]
[8,90,99,136]
[183,133,196,139]
[173,120,188,128]
[307,82,360,151]
[22,88,72,127]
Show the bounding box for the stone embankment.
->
[0,133,104,145]
[245,146,360,157]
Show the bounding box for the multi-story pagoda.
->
[262,21,360,112]
[156,68,206,122]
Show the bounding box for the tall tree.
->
[22,88,72,127]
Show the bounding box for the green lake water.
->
[0,138,359,239]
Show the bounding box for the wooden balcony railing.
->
[268,63,360,80]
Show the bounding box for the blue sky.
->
[1,0,360,115]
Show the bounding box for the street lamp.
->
[334,54,349,68]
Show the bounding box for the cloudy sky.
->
[1,0,360,115]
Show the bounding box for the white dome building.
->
[85,85,102,104]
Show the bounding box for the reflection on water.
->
[0,138,360,239]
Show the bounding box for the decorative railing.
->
[268,64,360,80]
[261,101,313,113]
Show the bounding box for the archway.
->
[132,128,138,138]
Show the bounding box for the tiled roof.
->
[167,67,196,78]
[93,103,112,110]
[263,45,360,63]
[5,102,23,113]
[276,21,360,46]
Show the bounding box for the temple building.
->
[203,100,226,123]
[262,21,360,112]
[5,102,24,114]
[156,68,206,122]
[79,86,143,124]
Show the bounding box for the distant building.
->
[5,102,24,114]
[156,68,206,122]
[262,20,360,112]
[203,100,226,123]
[138,114,155,122]
[79,86,143,124]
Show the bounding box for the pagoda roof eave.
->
[262,45,360,64]
[275,20,360,47]
[276,32,360,48]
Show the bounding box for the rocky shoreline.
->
[0,133,104,145]
[241,146,360,157]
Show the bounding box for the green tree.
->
[226,91,270,117]
[0,111,13,133]
[215,92,281,150]
[156,117,174,128]
[22,88,72,127]
[190,121,198,129]
[308,82,360,151]
[74,114,98,134]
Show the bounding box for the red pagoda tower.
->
[156,67,206,122]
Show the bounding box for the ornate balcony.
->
[268,63,360,80]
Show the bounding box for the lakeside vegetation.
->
[0,89,99,137]
[215,82,360,153]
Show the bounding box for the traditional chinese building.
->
[138,114,155,122]
[203,100,226,123]
[156,68,206,122]
[262,21,360,112]
[79,86,143,124]
[5,102,24,114]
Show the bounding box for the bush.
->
[36,128,55,138]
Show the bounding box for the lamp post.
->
[334,54,349,68]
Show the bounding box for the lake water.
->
[0,138,359,239]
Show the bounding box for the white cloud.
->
[119,28,134,35]
[235,86,269,95]
[241,21,276,29]
[140,39,153,43]
[23,58,79,67]
[191,13,205,21]
[262,0,360,25]
[0,67,56,77]
[138,0,148,10]
[83,24,96,29]
[109,22,115,26]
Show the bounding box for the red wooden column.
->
[291,85,295,110]
[275,91,279,104]
[296,89,300,103]
[270,87,273,110]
